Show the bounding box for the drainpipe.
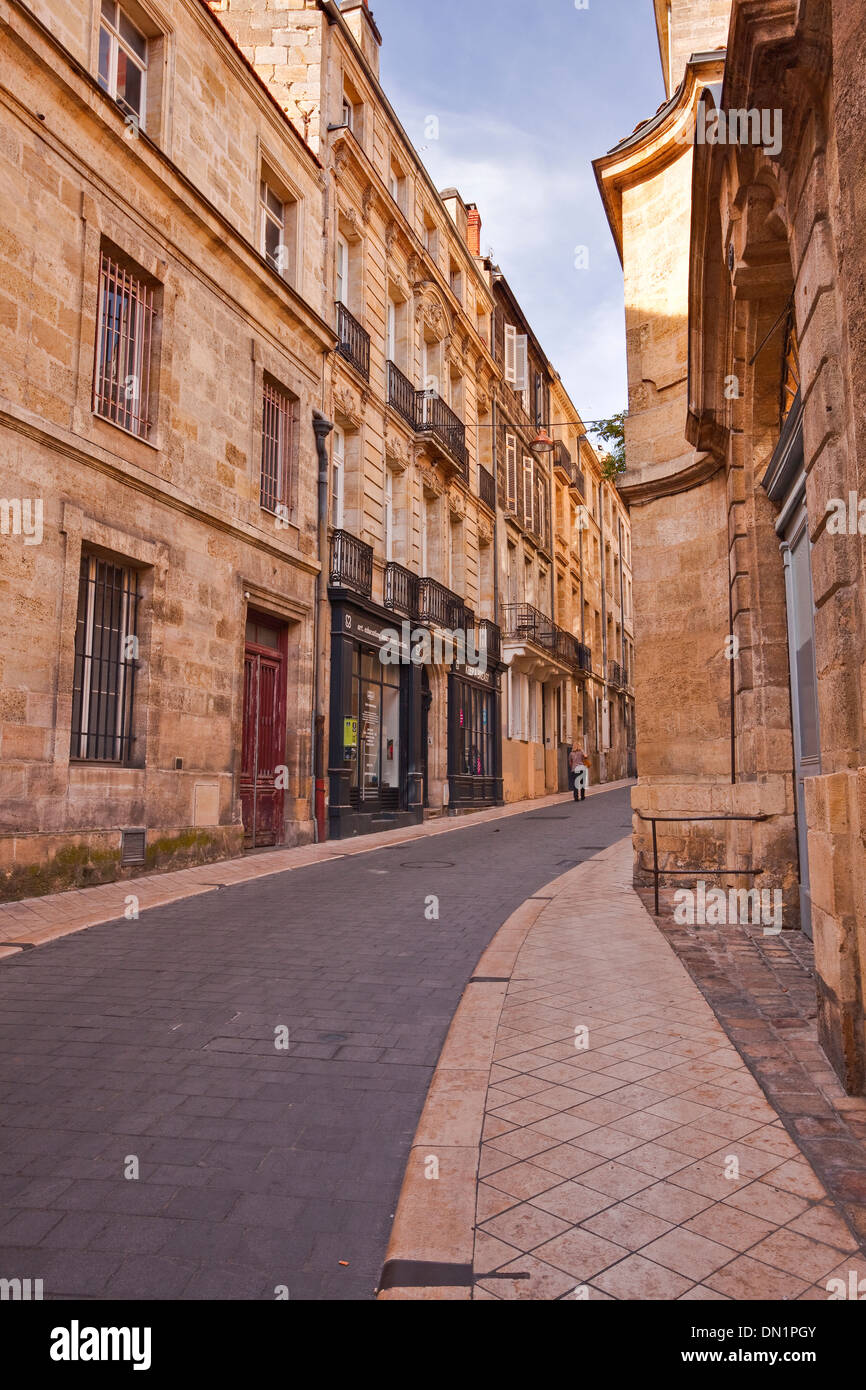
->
[313,406,334,842]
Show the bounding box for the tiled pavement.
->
[0,785,633,1301]
[470,841,866,1300]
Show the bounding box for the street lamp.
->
[530,427,555,455]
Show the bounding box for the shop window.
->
[351,648,401,807]
[454,679,494,777]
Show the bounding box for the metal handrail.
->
[634,810,770,915]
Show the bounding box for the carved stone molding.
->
[333,382,363,429]
[417,463,444,498]
[361,182,375,224]
[384,424,411,471]
[448,488,466,520]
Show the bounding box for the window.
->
[386,298,397,363]
[454,679,494,778]
[336,234,349,306]
[505,433,518,511]
[93,248,156,439]
[389,160,406,212]
[342,95,354,130]
[260,378,295,516]
[504,324,528,391]
[71,553,140,762]
[260,180,287,276]
[384,467,393,561]
[98,1,147,128]
[423,215,438,261]
[331,424,345,529]
[522,453,534,531]
[449,259,462,302]
[352,648,400,805]
[534,469,547,543]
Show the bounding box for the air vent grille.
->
[120,828,147,866]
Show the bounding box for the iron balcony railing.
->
[329,529,373,597]
[609,660,628,688]
[574,641,592,673]
[418,576,467,630]
[478,464,496,512]
[416,389,469,480]
[387,359,416,429]
[540,621,578,666]
[552,440,576,486]
[572,468,586,500]
[475,618,501,665]
[502,603,551,645]
[384,561,420,619]
[335,301,370,381]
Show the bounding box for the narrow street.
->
[0,789,632,1301]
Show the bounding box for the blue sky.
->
[372,0,665,424]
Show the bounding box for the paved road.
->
[0,788,632,1300]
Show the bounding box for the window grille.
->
[71,554,140,762]
[93,251,155,437]
[260,379,293,514]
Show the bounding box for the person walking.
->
[568,743,587,801]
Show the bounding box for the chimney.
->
[339,0,382,79]
[466,203,482,257]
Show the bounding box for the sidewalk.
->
[0,779,633,957]
[380,837,866,1300]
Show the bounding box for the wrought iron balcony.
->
[539,619,578,666]
[502,603,550,645]
[575,641,592,674]
[571,468,586,500]
[475,618,501,665]
[387,359,416,429]
[335,301,370,381]
[329,529,373,597]
[384,561,420,619]
[418,576,466,630]
[552,440,576,486]
[416,389,469,481]
[478,464,496,512]
[609,660,627,689]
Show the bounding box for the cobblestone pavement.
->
[0,787,632,1301]
[470,843,866,1300]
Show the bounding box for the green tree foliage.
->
[592,411,627,480]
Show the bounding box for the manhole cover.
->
[400,860,456,869]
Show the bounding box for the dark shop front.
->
[327,602,424,839]
[447,659,503,810]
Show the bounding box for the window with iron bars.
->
[71,554,140,763]
[260,378,296,517]
[93,250,156,438]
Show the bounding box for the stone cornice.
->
[0,403,322,578]
[618,450,725,506]
[593,52,726,263]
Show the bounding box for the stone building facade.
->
[209,0,504,834]
[0,0,334,897]
[596,0,866,1094]
[0,0,636,900]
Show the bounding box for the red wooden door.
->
[241,623,286,847]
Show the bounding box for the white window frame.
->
[384,467,393,561]
[260,179,286,275]
[98,1,148,129]
[386,298,397,364]
[331,424,345,530]
[336,234,349,307]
